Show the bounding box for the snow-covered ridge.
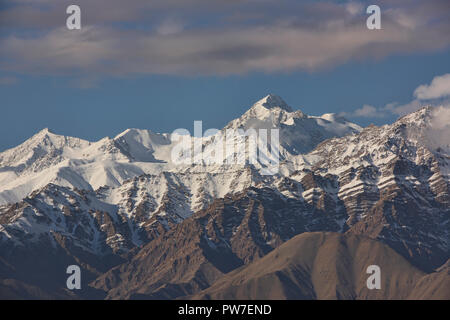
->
[0,94,361,205]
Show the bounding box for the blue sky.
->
[1,0,450,151]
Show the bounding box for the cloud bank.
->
[0,0,449,77]
[346,73,450,119]
[414,74,450,100]
[426,105,450,152]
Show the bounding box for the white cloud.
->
[430,105,450,130]
[347,73,450,119]
[414,73,450,100]
[351,105,384,118]
[384,100,422,116]
[426,105,450,151]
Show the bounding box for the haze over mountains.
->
[0,95,448,300]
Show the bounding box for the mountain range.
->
[0,94,448,299]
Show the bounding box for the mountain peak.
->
[253,94,293,112]
[35,127,53,136]
[397,105,434,124]
[24,128,59,144]
[114,128,150,140]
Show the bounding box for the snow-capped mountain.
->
[0,94,363,254]
[0,128,169,204]
[285,106,450,271]
[0,94,361,205]
[0,95,449,299]
[224,94,361,156]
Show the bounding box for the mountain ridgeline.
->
[0,95,448,299]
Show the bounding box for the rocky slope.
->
[91,186,347,299]
[190,232,436,300]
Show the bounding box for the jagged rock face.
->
[0,167,257,253]
[291,107,450,271]
[0,184,137,256]
[0,96,449,299]
[92,187,347,299]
